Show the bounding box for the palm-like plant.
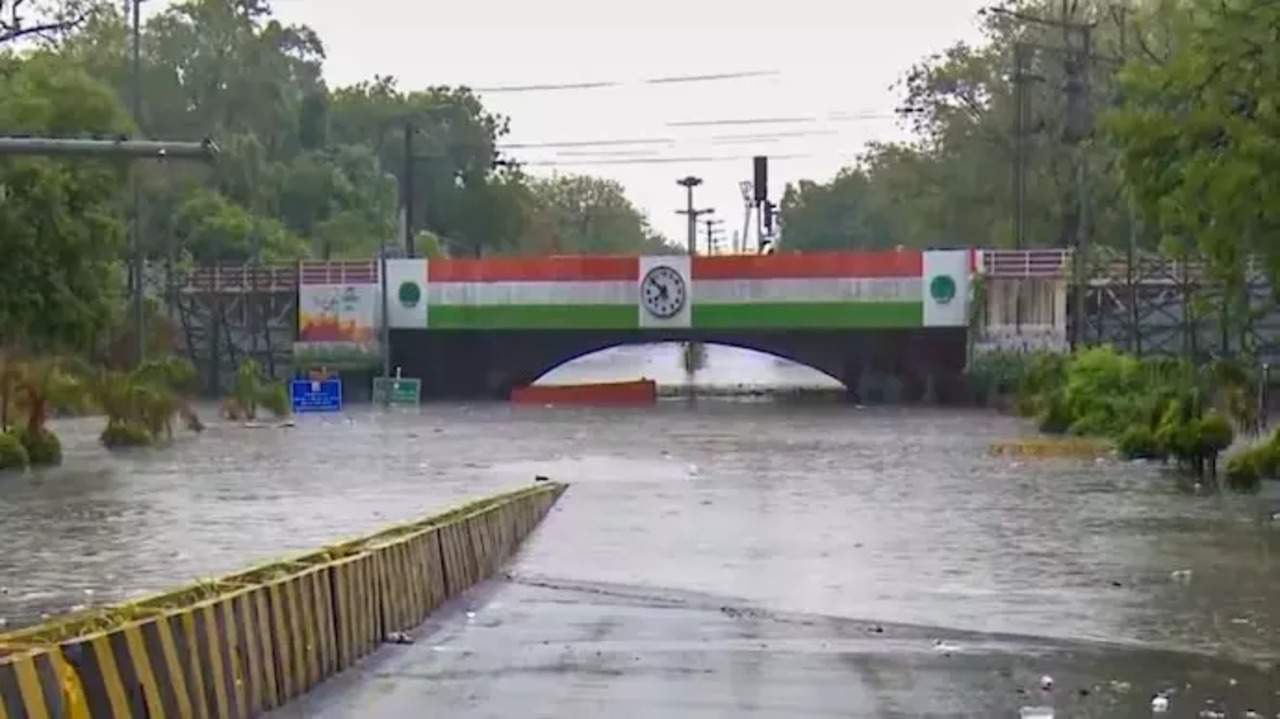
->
[0,354,90,466]
[94,355,204,448]
[220,358,289,421]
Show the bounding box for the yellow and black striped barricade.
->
[325,552,381,672]
[0,644,87,719]
[465,509,496,580]
[254,564,340,707]
[368,527,447,634]
[42,585,270,719]
[436,518,479,600]
[0,483,569,719]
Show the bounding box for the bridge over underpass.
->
[290,249,977,400]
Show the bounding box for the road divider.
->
[0,481,566,718]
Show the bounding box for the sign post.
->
[372,367,421,407]
[290,376,343,413]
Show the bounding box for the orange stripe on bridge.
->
[427,256,640,282]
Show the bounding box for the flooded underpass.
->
[3,346,1280,715]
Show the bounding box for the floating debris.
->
[1151,694,1169,712]
[989,436,1111,459]
[1170,569,1193,582]
[1019,706,1054,719]
[384,631,414,645]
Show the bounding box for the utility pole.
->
[985,4,1097,349]
[676,176,713,255]
[1012,42,1030,251]
[402,121,416,257]
[130,0,144,365]
[1067,24,1094,350]
[704,217,724,255]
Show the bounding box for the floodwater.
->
[3,344,1280,713]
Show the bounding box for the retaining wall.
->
[0,481,567,718]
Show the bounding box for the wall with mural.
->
[294,261,382,369]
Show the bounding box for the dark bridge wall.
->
[389,328,969,402]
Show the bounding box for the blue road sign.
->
[290,378,343,413]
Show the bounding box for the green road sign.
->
[372,376,422,406]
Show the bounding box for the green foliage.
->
[100,420,152,448]
[0,431,30,471]
[1223,429,1280,491]
[258,381,289,418]
[13,426,62,466]
[980,345,1251,482]
[523,175,673,254]
[1107,0,1280,300]
[93,355,202,449]
[222,358,289,419]
[0,51,130,354]
[1117,425,1164,460]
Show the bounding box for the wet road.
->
[3,345,1280,714]
[275,579,1279,718]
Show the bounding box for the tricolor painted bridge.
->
[290,249,977,400]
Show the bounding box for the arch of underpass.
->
[521,335,851,389]
[388,327,969,402]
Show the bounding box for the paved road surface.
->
[275,575,1278,718]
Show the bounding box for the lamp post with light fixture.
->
[675,176,713,255]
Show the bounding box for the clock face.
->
[640,265,687,319]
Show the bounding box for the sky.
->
[155,0,993,251]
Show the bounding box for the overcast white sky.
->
[155,0,992,250]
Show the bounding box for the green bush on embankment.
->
[966,346,1264,486]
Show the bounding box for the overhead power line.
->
[665,112,895,128]
[519,153,827,167]
[475,70,779,94]
[497,126,872,152]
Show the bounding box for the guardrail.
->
[0,481,567,718]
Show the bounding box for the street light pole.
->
[675,176,702,254]
[675,176,714,256]
[130,0,145,365]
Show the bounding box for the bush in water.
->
[0,430,30,470]
[973,346,1256,484]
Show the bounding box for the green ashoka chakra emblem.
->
[929,275,956,305]
[397,281,422,307]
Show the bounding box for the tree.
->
[524,174,671,254]
[1,0,90,45]
[1107,0,1280,350]
[328,79,530,256]
[780,0,1179,253]
[171,187,309,262]
[0,50,132,353]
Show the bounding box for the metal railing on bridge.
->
[177,260,378,293]
[979,248,1270,285]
